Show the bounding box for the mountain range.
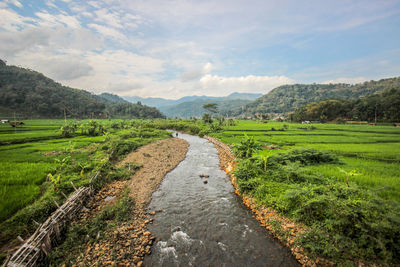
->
[123,93,262,118]
[1,59,398,120]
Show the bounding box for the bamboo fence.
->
[4,172,100,267]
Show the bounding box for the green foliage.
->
[109,139,141,161]
[60,123,77,138]
[202,113,213,124]
[202,103,218,114]
[47,173,61,190]
[232,134,260,158]
[292,87,400,123]
[268,148,340,166]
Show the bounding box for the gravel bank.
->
[71,137,189,266]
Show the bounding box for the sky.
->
[0,0,400,99]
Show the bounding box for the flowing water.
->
[144,133,299,267]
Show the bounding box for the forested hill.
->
[237,77,400,116]
[0,60,164,119]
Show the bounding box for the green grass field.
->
[0,119,170,249]
[0,120,65,144]
[0,120,108,222]
[212,121,400,202]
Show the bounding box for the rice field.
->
[0,121,107,222]
[211,121,400,202]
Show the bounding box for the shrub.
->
[233,158,264,182]
[109,140,140,161]
[232,134,260,158]
[268,148,339,166]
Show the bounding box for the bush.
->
[268,148,339,166]
[233,159,263,182]
[109,140,140,161]
[294,184,400,264]
[232,134,260,158]
[266,162,328,184]
[60,123,77,138]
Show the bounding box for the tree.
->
[203,103,218,114]
[202,103,218,124]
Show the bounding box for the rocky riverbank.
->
[205,136,329,267]
[65,137,189,267]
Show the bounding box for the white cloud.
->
[86,50,165,75]
[180,62,214,82]
[46,1,54,8]
[35,11,81,28]
[52,50,165,94]
[0,28,51,57]
[0,8,35,31]
[14,51,93,80]
[94,8,123,29]
[88,1,101,9]
[199,74,295,95]
[5,0,23,8]
[88,23,126,40]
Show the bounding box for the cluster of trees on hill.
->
[0,60,164,119]
[291,88,400,123]
[237,77,400,116]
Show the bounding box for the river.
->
[144,133,299,267]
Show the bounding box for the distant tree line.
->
[0,60,164,119]
[291,88,400,123]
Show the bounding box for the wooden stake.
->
[17,236,24,243]
[53,200,60,209]
[70,181,77,191]
[33,220,40,227]
[60,191,68,199]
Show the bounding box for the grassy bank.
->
[211,120,400,265]
[0,119,170,257]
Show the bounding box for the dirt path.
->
[71,137,189,266]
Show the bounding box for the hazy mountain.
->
[237,77,400,116]
[159,98,253,118]
[0,60,164,119]
[225,92,263,100]
[122,96,176,108]
[123,92,262,118]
